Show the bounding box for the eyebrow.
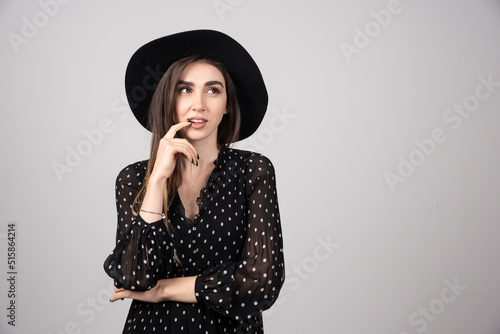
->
[177,80,224,88]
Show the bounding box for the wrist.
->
[148,174,167,188]
[157,279,170,302]
[159,277,197,303]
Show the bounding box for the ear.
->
[223,108,229,115]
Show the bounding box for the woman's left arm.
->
[194,154,285,321]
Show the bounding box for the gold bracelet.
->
[139,209,165,219]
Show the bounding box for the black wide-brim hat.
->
[125,29,268,141]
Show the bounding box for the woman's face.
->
[175,61,227,144]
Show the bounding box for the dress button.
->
[193,226,197,231]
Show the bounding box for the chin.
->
[185,128,217,142]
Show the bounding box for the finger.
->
[110,290,131,302]
[164,122,192,139]
[172,139,198,164]
[114,286,125,293]
[164,139,198,165]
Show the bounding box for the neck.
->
[179,136,220,173]
[192,140,220,166]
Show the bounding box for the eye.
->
[207,87,220,94]
[178,87,191,94]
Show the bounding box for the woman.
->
[103,30,285,334]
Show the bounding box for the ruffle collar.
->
[170,148,229,222]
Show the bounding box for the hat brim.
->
[125,29,268,141]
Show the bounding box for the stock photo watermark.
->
[339,0,413,63]
[51,93,130,183]
[384,74,500,192]
[237,106,296,152]
[398,277,467,334]
[230,234,339,334]
[52,63,166,182]
[213,0,245,21]
[7,0,73,54]
[46,280,115,334]
[264,235,340,318]
[5,222,17,327]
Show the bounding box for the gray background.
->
[1,0,500,333]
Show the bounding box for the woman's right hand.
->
[149,122,198,183]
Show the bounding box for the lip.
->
[187,117,207,129]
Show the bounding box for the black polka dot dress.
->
[104,148,285,334]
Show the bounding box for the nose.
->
[191,92,205,111]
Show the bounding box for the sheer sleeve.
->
[194,154,285,322]
[103,162,173,291]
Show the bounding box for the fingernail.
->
[196,160,198,167]
[192,158,194,165]
[197,153,200,160]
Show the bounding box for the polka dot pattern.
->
[104,148,285,333]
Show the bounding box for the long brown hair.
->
[131,55,241,231]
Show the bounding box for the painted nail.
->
[196,160,198,167]
[192,158,194,165]
[197,153,200,160]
